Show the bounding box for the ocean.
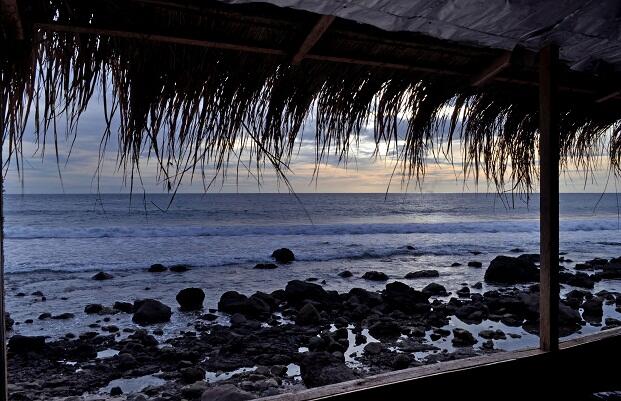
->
[4,192,621,345]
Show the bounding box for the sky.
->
[3,96,620,195]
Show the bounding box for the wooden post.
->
[0,93,7,401]
[538,44,560,352]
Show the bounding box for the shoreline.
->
[5,251,621,401]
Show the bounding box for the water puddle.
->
[204,366,257,383]
[96,349,120,359]
[101,373,166,394]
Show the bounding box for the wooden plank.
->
[538,43,560,352]
[471,51,512,86]
[0,0,24,39]
[292,15,335,65]
[259,328,621,401]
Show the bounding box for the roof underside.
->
[1,0,621,193]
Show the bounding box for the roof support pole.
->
[0,88,6,401]
[538,44,560,352]
[0,0,24,39]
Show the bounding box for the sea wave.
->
[5,218,619,239]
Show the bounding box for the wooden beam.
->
[0,0,24,40]
[538,43,560,353]
[596,89,621,103]
[291,15,335,65]
[34,23,289,56]
[471,51,512,86]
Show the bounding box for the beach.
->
[4,193,621,400]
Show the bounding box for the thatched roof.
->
[1,0,621,193]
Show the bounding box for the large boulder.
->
[200,384,254,401]
[296,303,321,326]
[84,304,104,314]
[217,291,271,318]
[405,270,439,279]
[299,352,356,388]
[148,263,167,272]
[284,280,328,304]
[271,248,295,263]
[132,299,172,325]
[8,335,46,353]
[176,288,205,311]
[452,328,477,347]
[422,283,448,297]
[361,271,388,281]
[382,281,430,314]
[5,312,14,331]
[484,255,539,284]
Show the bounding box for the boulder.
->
[284,280,329,304]
[363,342,383,355]
[338,270,353,278]
[560,272,595,289]
[170,264,190,272]
[361,271,388,281]
[176,288,205,311]
[383,281,430,313]
[8,335,45,353]
[404,270,439,279]
[52,312,75,320]
[148,264,167,272]
[456,287,471,298]
[113,301,134,313]
[422,283,448,297]
[181,366,206,384]
[296,303,321,326]
[271,248,295,263]
[299,352,356,388]
[581,297,603,322]
[201,384,254,401]
[452,328,477,347]
[484,255,539,284]
[132,299,172,325]
[451,262,462,267]
[254,263,278,270]
[92,271,113,280]
[467,261,482,268]
[84,304,104,314]
[5,313,13,331]
[369,319,402,340]
[218,291,249,314]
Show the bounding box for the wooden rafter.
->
[0,0,24,40]
[32,22,621,101]
[596,89,621,103]
[471,51,512,86]
[291,15,335,65]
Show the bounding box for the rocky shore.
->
[6,251,621,401]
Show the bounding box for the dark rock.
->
[581,297,603,322]
[299,352,356,388]
[404,270,439,279]
[148,264,167,272]
[369,319,402,340]
[383,282,430,313]
[518,254,540,264]
[596,264,621,280]
[113,301,134,313]
[392,354,412,370]
[284,280,329,304]
[218,291,249,314]
[51,312,75,320]
[5,313,13,331]
[509,248,524,253]
[472,282,483,289]
[92,271,113,280]
[38,312,51,320]
[201,384,254,401]
[560,272,595,289]
[604,317,621,329]
[296,303,321,326]
[110,386,123,396]
[254,263,278,270]
[452,328,477,347]
[84,304,104,314]
[422,283,448,297]
[451,262,462,267]
[8,335,45,353]
[181,366,206,384]
[467,261,482,268]
[338,270,353,278]
[31,291,44,296]
[363,342,383,355]
[479,329,506,340]
[362,271,389,281]
[132,299,172,325]
[484,255,539,284]
[456,287,470,297]
[271,248,295,263]
[176,288,205,311]
[170,264,190,272]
